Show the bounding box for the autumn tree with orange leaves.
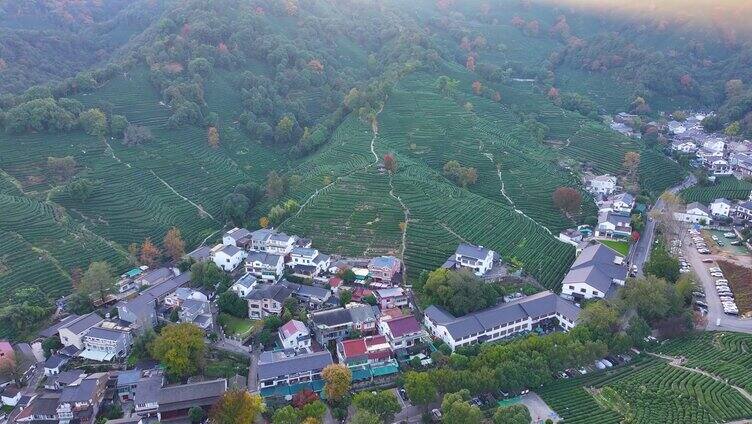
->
[163,227,185,262]
[140,238,162,268]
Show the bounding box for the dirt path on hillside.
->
[481,152,554,236]
[283,102,386,227]
[647,352,752,403]
[149,170,218,222]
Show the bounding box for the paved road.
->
[682,239,752,334]
[631,174,697,276]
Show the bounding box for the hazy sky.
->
[539,0,752,35]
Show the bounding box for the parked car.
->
[399,388,408,401]
[431,409,442,421]
[701,258,714,263]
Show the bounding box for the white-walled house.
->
[424,291,580,351]
[278,320,311,352]
[211,244,248,272]
[595,212,632,238]
[230,274,258,298]
[560,243,628,301]
[588,175,617,195]
[266,232,297,255]
[674,202,711,224]
[288,247,331,276]
[246,252,285,282]
[223,228,252,247]
[58,313,105,349]
[610,193,635,214]
[710,198,732,217]
[441,243,496,277]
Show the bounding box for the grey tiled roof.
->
[85,327,129,342]
[39,314,81,338]
[425,291,580,340]
[257,350,332,380]
[247,251,283,267]
[561,244,627,294]
[63,313,104,335]
[311,308,352,326]
[246,283,292,302]
[118,272,191,321]
[455,243,492,260]
[158,379,227,404]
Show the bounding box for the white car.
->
[711,272,724,277]
[716,279,728,284]
[709,267,722,272]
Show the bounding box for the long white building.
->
[423,291,580,351]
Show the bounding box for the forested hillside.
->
[0,0,749,326]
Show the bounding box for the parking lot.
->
[679,228,752,333]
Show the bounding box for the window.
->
[569,285,574,290]
[580,288,586,293]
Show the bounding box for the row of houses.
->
[190,227,405,286]
[255,306,427,397]
[11,367,227,424]
[673,193,752,224]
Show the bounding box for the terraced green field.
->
[651,332,752,393]
[282,74,578,289]
[539,353,752,424]
[681,177,752,203]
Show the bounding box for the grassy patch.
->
[219,314,260,337]
[599,239,630,256]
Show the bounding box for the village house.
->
[367,256,402,284]
[186,245,213,263]
[309,305,379,345]
[222,227,252,248]
[734,200,752,221]
[58,313,104,350]
[560,243,628,301]
[134,267,176,289]
[245,282,293,319]
[288,247,330,276]
[230,273,258,298]
[374,287,409,310]
[283,281,332,307]
[442,243,497,277]
[80,323,133,362]
[43,354,69,376]
[674,202,712,224]
[15,394,61,422]
[588,174,617,195]
[266,232,297,255]
[1,385,22,407]
[558,228,584,248]
[163,287,207,309]
[256,350,333,397]
[729,152,752,177]
[595,211,632,238]
[211,244,247,272]
[44,370,84,391]
[378,315,427,351]
[424,291,580,351]
[336,335,398,382]
[671,140,697,153]
[710,198,733,217]
[278,320,311,352]
[245,251,285,282]
[116,268,144,293]
[133,372,227,421]
[56,372,108,424]
[117,272,191,331]
[178,299,213,330]
[608,193,635,214]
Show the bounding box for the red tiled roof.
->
[386,315,421,338]
[279,320,306,339]
[340,339,367,358]
[329,277,343,288]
